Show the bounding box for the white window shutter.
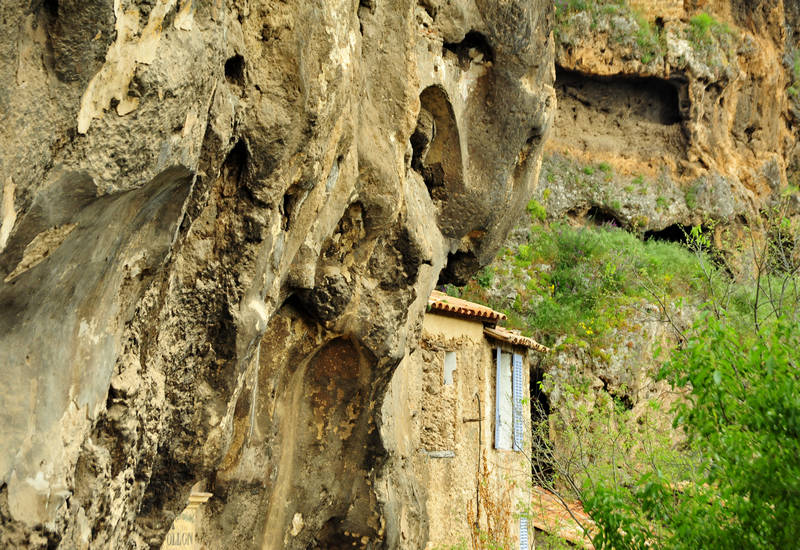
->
[443,351,457,385]
[519,517,529,550]
[494,347,502,449]
[496,350,513,450]
[512,353,524,452]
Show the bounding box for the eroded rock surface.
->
[0,1,554,548]
[538,0,800,241]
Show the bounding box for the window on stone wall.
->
[443,351,457,385]
[494,349,524,452]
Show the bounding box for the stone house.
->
[383,291,548,549]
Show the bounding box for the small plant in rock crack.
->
[527,199,547,222]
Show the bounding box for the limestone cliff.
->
[538,0,800,242]
[0,1,555,548]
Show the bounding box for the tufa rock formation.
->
[537,0,800,243]
[0,0,554,548]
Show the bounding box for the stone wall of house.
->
[379,313,532,549]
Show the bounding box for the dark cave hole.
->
[411,86,462,207]
[223,139,249,185]
[644,223,694,245]
[437,250,479,287]
[556,66,683,126]
[443,30,494,68]
[42,0,58,17]
[282,190,298,231]
[586,206,624,228]
[315,517,364,549]
[599,376,633,411]
[530,365,553,481]
[224,54,245,86]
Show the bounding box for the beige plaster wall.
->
[382,312,532,549]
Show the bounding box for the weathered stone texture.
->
[0,1,554,548]
[548,0,799,239]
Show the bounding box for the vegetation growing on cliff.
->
[456,216,706,351]
[585,313,800,550]
[555,0,739,69]
[452,188,800,549]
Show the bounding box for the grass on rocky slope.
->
[555,0,737,67]
[454,201,799,355]
[454,216,711,350]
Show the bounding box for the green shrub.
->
[684,181,702,210]
[689,12,715,40]
[634,12,660,64]
[516,244,534,266]
[789,49,800,99]
[586,315,800,550]
[476,266,494,289]
[527,199,547,222]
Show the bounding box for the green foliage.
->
[444,284,461,298]
[555,0,662,64]
[688,12,715,42]
[788,49,800,99]
[633,12,660,64]
[583,166,595,176]
[527,199,547,222]
[585,315,800,549]
[598,162,613,175]
[516,244,534,266]
[685,11,734,65]
[684,181,702,210]
[459,222,706,348]
[476,266,494,289]
[579,201,800,549]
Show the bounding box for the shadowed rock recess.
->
[0,1,554,548]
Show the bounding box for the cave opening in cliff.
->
[224,54,245,86]
[644,223,694,245]
[42,0,58,17]
[550,66,688,166]
[443,30,494,68]
[411,86,462,208]
[557,66,682,125]
[586,206,624,228]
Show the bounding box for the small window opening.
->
[443,351,457,385]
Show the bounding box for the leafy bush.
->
[476,266,494,289]
[586,314,800,549]
[526,199,547,222]
[689,12,715,41]
[459,221,707,348]
[684,181,702,210]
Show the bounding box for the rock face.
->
[537,0,800,240]
[0,1,554,548]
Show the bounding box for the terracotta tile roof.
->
[530,486,594,549]
[484,326,550,353]
[427,290,506,324]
